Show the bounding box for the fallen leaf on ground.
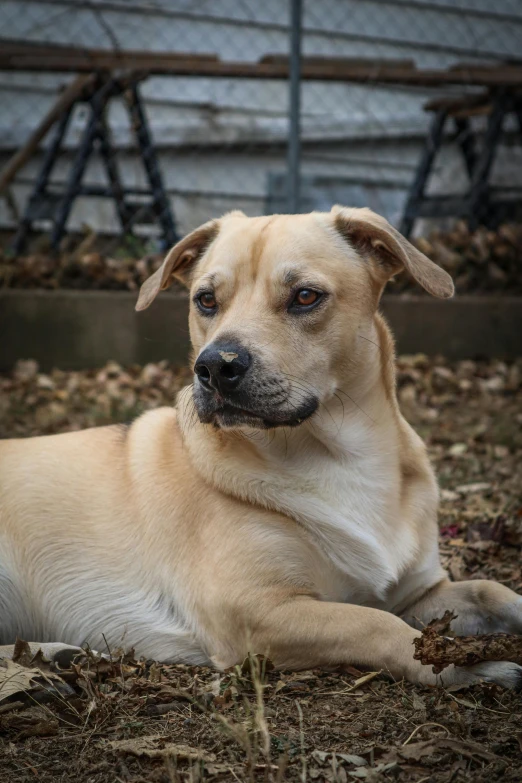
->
[12,638,54,672]
[0,659,67,703]
[392,737,498,762]
[349,761,398,779]
[0,706,59,738]
[312,750,367,767]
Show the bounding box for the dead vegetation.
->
[0,229,164,292]
[414,612,522,673]
[397,221,522,295]
[1,355,521,782]
[1,221,522,294]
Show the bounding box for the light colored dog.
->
[1,207,521,687]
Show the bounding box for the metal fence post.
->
[287,0,302,214]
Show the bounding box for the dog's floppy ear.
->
[332,205,454,298]
[136,220,219,311]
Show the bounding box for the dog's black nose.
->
[194,343,251,394]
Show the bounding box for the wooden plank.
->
[424,93,490,113]
[452,104,493,118]
[2,43,522,86]
[260,55,417,69]
[0,39,219,63]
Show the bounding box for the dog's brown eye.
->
[294,289,319,307]
[198,292,217,309]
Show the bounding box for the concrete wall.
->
[1,290,520,370]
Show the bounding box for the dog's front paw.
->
[42,643,86,668]
[414,658,522,690]
[462,660,522,690]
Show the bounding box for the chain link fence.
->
[297,1,522,234]
[0,1,291,253]
[0,0,521,291]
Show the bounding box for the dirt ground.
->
[1,355,521,782]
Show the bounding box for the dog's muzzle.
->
[192,341,318,429]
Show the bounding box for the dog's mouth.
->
[215,402,316,429]
[195,396,318,430]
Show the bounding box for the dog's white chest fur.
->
[186,405,425,605]
[268,426,419,601]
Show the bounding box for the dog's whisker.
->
[278,373,347,434]
[357,332,395,374]
[334,387,377,425]
[333,393,345,429]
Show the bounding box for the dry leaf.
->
[0,659,65,703]
[12,638,55,674]
[349,762,398,779]
[395,738,497,762]
[4,222,521,294]
[0,706,59,738]
[312,751,367,767]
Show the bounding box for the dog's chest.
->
[266,450,420,602]
[186,416,426,605]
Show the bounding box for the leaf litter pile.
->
[1,220,522,293]
[1,355,522,782]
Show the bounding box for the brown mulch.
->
[1,221,522,294]
[1,355,522,782]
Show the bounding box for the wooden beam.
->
[2,43,522,87]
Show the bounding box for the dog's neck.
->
[178,315,412,597]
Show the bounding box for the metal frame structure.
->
[4,35,522,240]
[400,89,522,237]
[286,0,302,213]
[12,75,178,253]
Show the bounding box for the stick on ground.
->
[413,611,522,674]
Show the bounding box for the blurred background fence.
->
[1,0,522,257]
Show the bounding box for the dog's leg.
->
[0,642,85,668]
[401,578,522,635]
[241,599,522,688]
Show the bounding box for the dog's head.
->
[137,207,453,429]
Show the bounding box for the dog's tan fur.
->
[1,207,521,687]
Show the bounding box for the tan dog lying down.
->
[1,207,521,687]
